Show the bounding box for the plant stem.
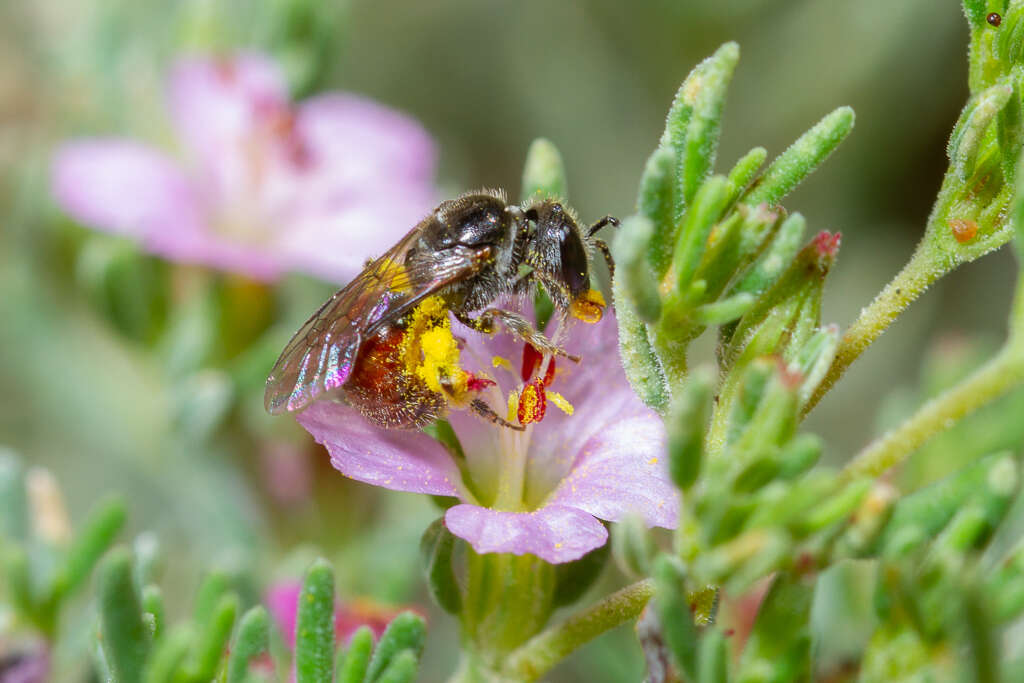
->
[804,245,936,416]
[500,579,654,682]
[839,346,1024,483]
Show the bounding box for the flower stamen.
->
[517,379,547,425]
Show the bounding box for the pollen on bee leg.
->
[570,288,606,323]
[548,391,574,416]
[517,379,547,425]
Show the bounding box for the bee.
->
[264,189,616,430]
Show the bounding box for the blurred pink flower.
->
[297,307,678,564]
[52,53,437,283]
[265,582,410,648]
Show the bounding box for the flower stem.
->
[803,244,936,416]
[500,579,654,682]
[839,344,1024,484]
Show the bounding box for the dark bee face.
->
[525,200,591,303]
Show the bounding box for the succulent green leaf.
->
[667,367,714,490]
[365,612,427,682]
[793,478,871,536]
[736,573,814,683]
[950,82,1013,180]
[731,213,807,300]
[334,625,373,683]
[141,585,165,640]
[373,649,418,683]
[295,559,336,683]
[226,606,271,683]
[53,495,126,601]
[419,518,462,614]
[744,107,855,207]
[186,593,238,682]
[671,175,731,298]
[680,42,740,205]
[725,146,768,203]
[521,138,568,202]
[697,628,730,683]
[4,543,33,616]
[692,293,755,326]
[193,569,231,627]
[132,532,163,588]
[777,433,823,480]
[962,0,988,28]
[143,624,194,683]
[611,514,656,579]
[613,215,662,322]
[613,281,670,412]
[652,555,698,680]
[637,147,677,276]
[97,548,152,683]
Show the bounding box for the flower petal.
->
[295,93,436,183]
[296,401,460,496]
[168,53,288,166]
[444,503,608,563]
[544,413,678,529]
[51,139,203,239]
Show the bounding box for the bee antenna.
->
[588,215,620,237]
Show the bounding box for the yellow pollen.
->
[507,389,519,423]
[492,355,514,372]
[548,391,575,415]
[519,384,543,424]
[403,296,469,400]
[648,457,658,465]
[570,288,606,323]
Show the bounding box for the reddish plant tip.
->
[949,218,978,244]
[812,231,841,258]
[988,12,1002,27]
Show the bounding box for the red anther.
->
[517,379,547,425]
[521,344,556,386]
[466,374,496,392]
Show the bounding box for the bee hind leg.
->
[455,309,580,363]
[470,398,525,431]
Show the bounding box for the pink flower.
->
[265,582,410,648]
[296,306,678,564]
[51,53,437,283]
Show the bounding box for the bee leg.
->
[587,215,620,237]
[470,398,525,431]
[460,309,581,363]
[592,238,615,281]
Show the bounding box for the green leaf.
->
[744,107,855,207]
[962,0,987,28]
[193,570,232,627]
[949,81,1012,180]
[364,612,427,682]
[667,367,714,491]
[97,548,151,683]
[652,555,698,680]
[736,573,814,683]
[692,293,755,325]
[226,606,271,683]
[373,649,418,683]
[295,559,336,683]
[726,147,768,203]
[671,176,731,299]
[141,585,164,640]
[612,284,670,412]
[186,592,238,681]
[613,215,662,322]
[611,514,656,579]
[521,138,568,202]
[681,42,740,205]
[53,495,126,601]
[143,624,194,683]
[420,518,462,614]
[697,628,730,683]
[334,625,373,683]
[730,213,807,301]
[637,148,677,276]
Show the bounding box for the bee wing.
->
[264,230,489,414]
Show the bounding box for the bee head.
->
[523,199,591,304]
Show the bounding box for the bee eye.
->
[559,230,589,295]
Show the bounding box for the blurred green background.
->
[1,0,1019,680]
